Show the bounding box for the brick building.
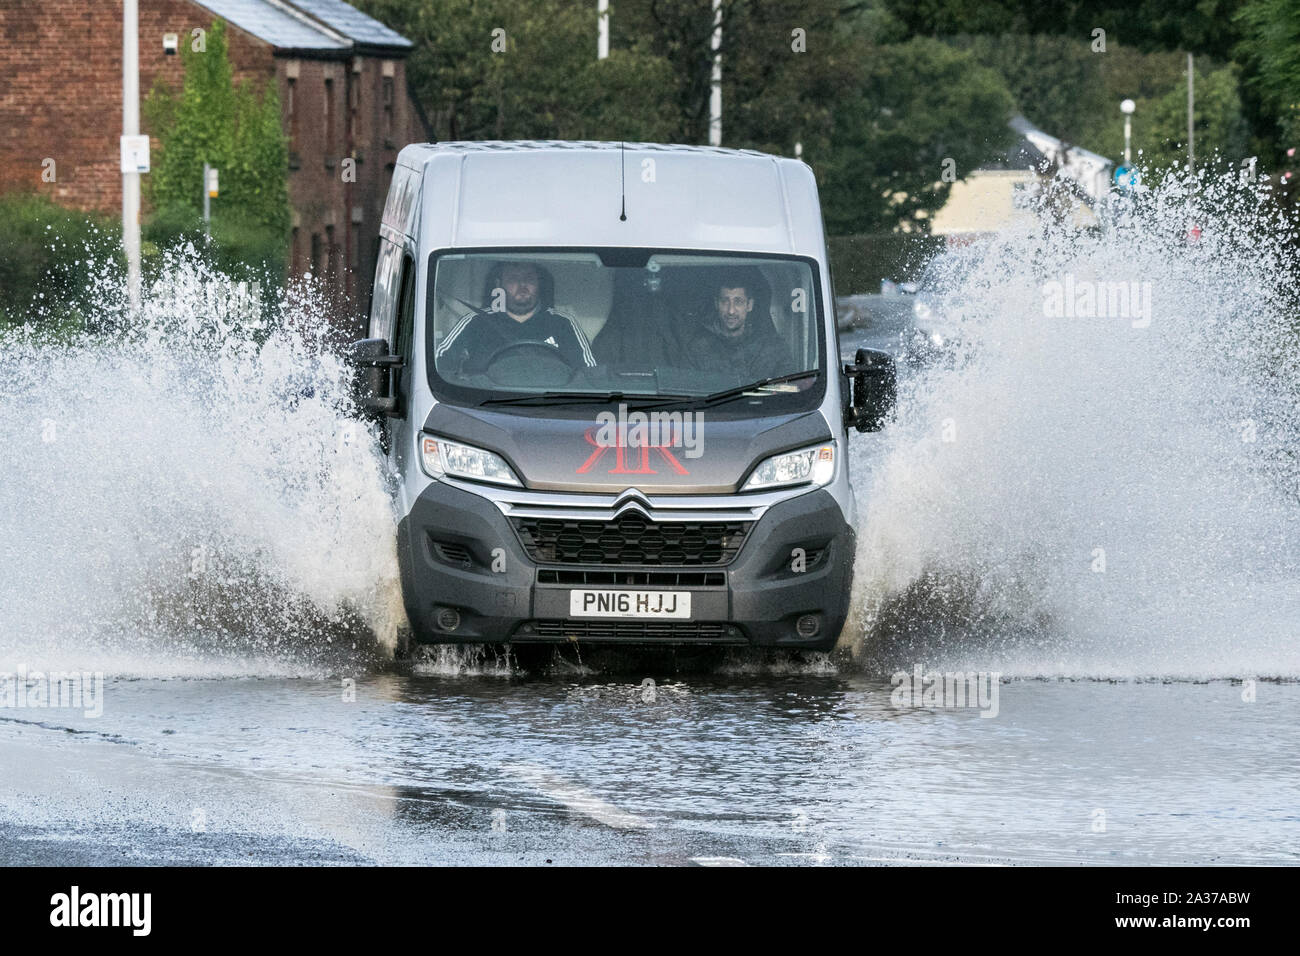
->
[0,0,430,323]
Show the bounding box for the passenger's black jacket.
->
[685,315,796,382]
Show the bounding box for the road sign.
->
[1113,164,1141,188]
[119,135,150,174]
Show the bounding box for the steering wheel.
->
[482,340,577,387]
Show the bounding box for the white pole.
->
[123,0,141,311]
[708,0,721,146]
[1124,115,1131,165]
[597,0,609,60]
[1187,52,1195,173]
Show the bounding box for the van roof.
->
[396,141,828,258]
[400,140,772,157]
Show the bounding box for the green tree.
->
[879,0,1244,62]
[352,1,1016,231]
[0,194,121,332]
[1236,0,1300,147]
[881,0,1284,161]
[711,0,873,157]
[144,20,290,281]
[607,0,880,150]
[1143,64,1250,171]
[818,38,1016,234]
[147,22,234,215]
[357,0,880,146]
[950,35,1251,172]
[355,0,680,141]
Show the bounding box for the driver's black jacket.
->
[435,308,597,375]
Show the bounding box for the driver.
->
[435,261,597,375]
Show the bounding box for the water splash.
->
[5,172,1298,683]
[407,643,524,677]
[0,249,403,678]
[848,170,1300,679]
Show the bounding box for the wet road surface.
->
[3,663,1296,865]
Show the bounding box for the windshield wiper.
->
[479,390,696,408]
[654,371,820,409]
[478,371,817,408]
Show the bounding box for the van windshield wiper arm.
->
[479,390,696,407]
[654,370,820,409]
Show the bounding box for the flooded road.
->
[2,667,1296,865]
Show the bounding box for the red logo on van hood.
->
[576,425,690,476]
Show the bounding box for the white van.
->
[352,141,894,653]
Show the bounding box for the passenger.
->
[436,262,597,374]
[687,271,795,382]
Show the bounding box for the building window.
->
[355,223,365,295]
[382,76,393,138]
[287,78,297,143]
[324,78,334,166]
[311,232,321,275]
[326,224,337,290]
[287,77,299,168]
[346,72,358,145]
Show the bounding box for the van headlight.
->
[741,442,835,491]
[420,434,521,486]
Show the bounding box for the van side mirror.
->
[349,337,404,417]
[843,347,896,433]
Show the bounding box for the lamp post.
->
[1120,98,1135,165]
[203,164,218,235]
[597,0,608,60]
[122,0,141,311]
[1187,53,1195,173]
[708,0,721,146]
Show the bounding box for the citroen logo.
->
[612,487,652,518]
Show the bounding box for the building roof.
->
[193,0,411,53]
[287,0,412,49]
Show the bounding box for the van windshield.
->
[427,250,824,408]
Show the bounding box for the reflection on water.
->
[5,672,1295,864]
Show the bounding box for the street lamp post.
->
[1120,98,1135,166]
[597,0,608,60]
[708,0,721,146]
[1187,53,1195,173]
[122,0,141,311]
[203,163,219,235]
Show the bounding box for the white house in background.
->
[931,115,1114,241]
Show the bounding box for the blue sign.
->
[1113,164,1141,188]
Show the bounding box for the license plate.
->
[569,589,691,619]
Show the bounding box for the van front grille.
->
[513,619,746,643]
[511,514,751,566]
[537,569,726,587]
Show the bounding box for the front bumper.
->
[396,481,855,650]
